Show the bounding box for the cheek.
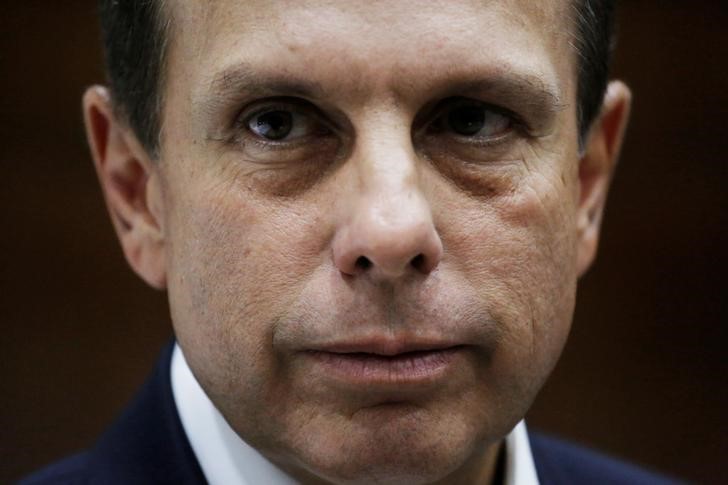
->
[169,173,326,306]
[163,169,330,410]
[441,165,579,378]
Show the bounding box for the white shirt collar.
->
[171,344,539,485]
[505,419,540,485]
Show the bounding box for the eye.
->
[432,100,513,139]
[249,110,293,140]
[245,104,328,142]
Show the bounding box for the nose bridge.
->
[333,116,443,279]
[353,105,424,205]
[360,127,419,205]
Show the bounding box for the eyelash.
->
[233,98,333,147]
[233,97,529,147]
[429,99,527,142]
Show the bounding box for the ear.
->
[576,80,632,276]
[82,86,167,289]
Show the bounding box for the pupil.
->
[256,111,293,140]
[448,106,485,136]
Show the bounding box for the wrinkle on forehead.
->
[163,0,576,143]
[171,0,573,74]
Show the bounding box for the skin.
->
[83,0,631,483]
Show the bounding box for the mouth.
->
[303,343,467,386]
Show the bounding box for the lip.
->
[302,341,467,387]
[311,338,462,356]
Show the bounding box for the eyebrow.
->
[439,75,566,118]
[196,62,566,130]
[196,64,328,119]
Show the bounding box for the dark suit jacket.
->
[20,343,682,484]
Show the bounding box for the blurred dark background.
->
[1,1,726,483]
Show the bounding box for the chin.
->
[279,404,495,485]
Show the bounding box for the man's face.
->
[154,0,584,482]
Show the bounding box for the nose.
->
[333,145,443,280]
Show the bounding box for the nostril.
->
[410,253,425,271]
[355,256,372,270]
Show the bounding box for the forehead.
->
[164,0,575,109]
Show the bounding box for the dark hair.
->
[572,0,617,146]
[97,0,616,156]
[98,0,169,157]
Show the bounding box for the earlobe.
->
[82,86,167,289]
[576,80,632,276]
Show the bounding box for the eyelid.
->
[228,97,339,150]
[236,97,322,128]
[412,97,535,157]
[434,97,526,129]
